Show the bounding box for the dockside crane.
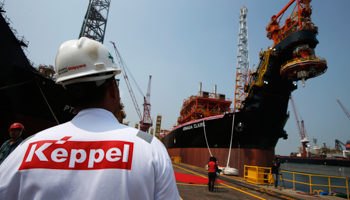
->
[290,95,310,157]
[335,139,347,151]
[110,41,153,133]
[78,0,111,43]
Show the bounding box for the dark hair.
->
[65,77,114,108]
[209,157,216,162]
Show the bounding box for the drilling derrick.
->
[234,5,250,112]
[140,76,153,132]
[79,0,111,43]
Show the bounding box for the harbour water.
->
[280,163,349,194]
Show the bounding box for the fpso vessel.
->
[162,0,327,177]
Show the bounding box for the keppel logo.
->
[68,64,86,71]
[19,137,134,171]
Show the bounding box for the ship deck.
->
[173,162,341,200]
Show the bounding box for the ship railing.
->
[255,49,273,87]
[179,103,231,124]
[195,94,232,102]
[3,14,12,24]
[280,170,349,199]
[244,165,272,185]
[173,114,225,132]
[275,20,298,45]
[16,35,29,47]
[280,56,327,72]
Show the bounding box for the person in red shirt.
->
[208,157,218,191]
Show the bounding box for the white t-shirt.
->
[0,108,180,200]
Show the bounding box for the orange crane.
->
[266,0,327,88]
[266,0,314,46]
[290,95,310,157]
[110,41,153,133]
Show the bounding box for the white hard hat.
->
[55,37,121,86]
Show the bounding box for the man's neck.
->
[10,137,20,145]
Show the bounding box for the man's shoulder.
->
[1,139,11,147]
[135,131,154,144]
[3,139,11,144]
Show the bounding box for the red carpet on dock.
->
[174,172,227,184]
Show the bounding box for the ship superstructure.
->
[177,83,232,125]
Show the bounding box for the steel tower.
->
[79,0,111,43]
[234,5,250,112]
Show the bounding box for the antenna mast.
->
[234,5,250,112]
[79,0,111,43]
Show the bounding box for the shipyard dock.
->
[173,162,343,200]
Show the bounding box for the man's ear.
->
[106,82,117,98]
[110,81,120,99]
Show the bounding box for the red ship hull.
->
[168,148,274,177]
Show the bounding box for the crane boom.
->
[290,96,302,136]
[290,95,309,157]
[110,41,143,121]
[110,41,153,133]
[337,99,350,120]
[146,75,151,105]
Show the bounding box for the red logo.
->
[68,64,86,71]
[19,137,134,171]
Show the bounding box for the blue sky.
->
[3,0,350,156]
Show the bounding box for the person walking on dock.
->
[0,123,24,164]
[0,37,180,200]
[208,156,218,191]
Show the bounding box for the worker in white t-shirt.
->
[0,37,180,200]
